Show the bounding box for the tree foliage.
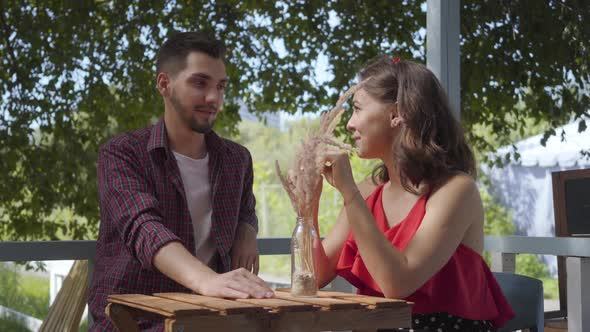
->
[462,1,590,164]
[1,1,588,240]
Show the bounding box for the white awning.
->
[495,118,590,168]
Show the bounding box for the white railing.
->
[485,235,590,332]
[0,304,43,331]
[2,236,590,331]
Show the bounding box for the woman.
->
[315,56,514,332]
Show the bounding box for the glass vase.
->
[290,216,318,297]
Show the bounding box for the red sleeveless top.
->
[335,184,515,328]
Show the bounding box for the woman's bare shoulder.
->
[432,172,476,192]
[429,172,481,209]
[357,177,381,199]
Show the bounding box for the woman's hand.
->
[310,175,323,212]
[321,151,358,200]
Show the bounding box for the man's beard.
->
[170,92,216,134]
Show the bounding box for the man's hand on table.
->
[153,241,273,300]
[230,222,259,274]
[198,268,274,299]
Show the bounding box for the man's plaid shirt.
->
[89,118,257,331]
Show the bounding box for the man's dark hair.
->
[156,31,227,76]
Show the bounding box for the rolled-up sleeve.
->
[97,142,181,270]
[238,151,258,233]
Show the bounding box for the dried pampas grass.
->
[275,81,367,219]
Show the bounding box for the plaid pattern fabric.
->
[89,118,257,331]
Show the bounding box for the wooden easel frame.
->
[551,167,590,319]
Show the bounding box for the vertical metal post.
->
[490,252,516,273]
[567,257,590,332]
[427,0,461,120]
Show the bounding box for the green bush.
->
[481,188,515,236]
[540,277,559,300]
[0,263,20,308]
[79,318,88,332]
[0,316,32,332]
[0,263,49,321]
[0,264,88,331]
[515,254,550,279]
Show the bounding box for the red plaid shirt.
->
[89,118,257,331]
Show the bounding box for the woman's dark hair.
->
[359,56,476,194]
[156,31,226,76]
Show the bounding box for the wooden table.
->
[106,290,412,332]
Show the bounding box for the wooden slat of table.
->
[336,295,408,309]
[315,290,360,297]
[107,292,413,332]
[154,293,264,314]
[277,289,407,309]
[274,291,364,310]
[236,298,318,312]
[108,294,215,317]
[275,289,357,298]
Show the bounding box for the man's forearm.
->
[238,221,257,234]
[239,212,258,233]
[239,154,259,233]
[153,241,216,293]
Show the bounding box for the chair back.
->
[39,260,88,332]
[494,272,544,332]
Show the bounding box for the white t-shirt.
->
[172,151,216,266]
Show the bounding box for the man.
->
[89,31,274,331]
